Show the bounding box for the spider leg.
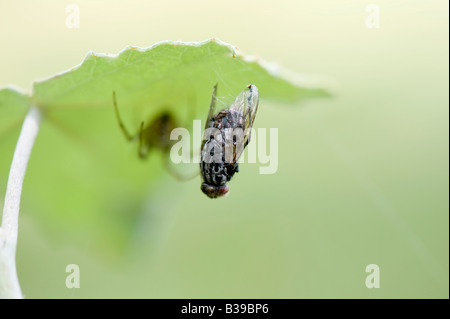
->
[163,153,199,181]
[183,94,201,163]
[113,91,133,141]
[138,121,150,159]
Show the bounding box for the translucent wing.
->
[205,84,218,130]
[230,84,259,161]
[201,84,218,152]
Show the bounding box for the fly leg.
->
[204,84,218,129]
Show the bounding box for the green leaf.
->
[0,87,30,138]
[11,39,330,255]
[33,39,329,133]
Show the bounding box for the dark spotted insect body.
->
[200,84,259,198]
[200,109,242,197]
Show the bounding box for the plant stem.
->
[0,106,41,299]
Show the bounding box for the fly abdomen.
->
[200,145,239,186]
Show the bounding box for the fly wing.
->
[202,84,218,151]
[204,84,218,130]
[230,84,259,162]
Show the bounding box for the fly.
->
[200,84,259,198]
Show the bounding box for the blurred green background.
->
[0,0,448,298]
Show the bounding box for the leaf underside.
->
[0,39,331,255]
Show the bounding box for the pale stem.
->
[0,106,41,299]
